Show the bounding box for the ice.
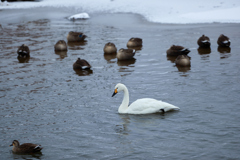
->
[68,13,90,20]
[1,0,240,24]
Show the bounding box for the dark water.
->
[0,8,240,160]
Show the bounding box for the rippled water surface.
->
[0,8,240,160]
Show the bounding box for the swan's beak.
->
[112,89,118,97]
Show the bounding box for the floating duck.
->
[103,42,117,54]
[67,31,86,42]
[117,48,135,61]
[10,140,42,154]
[166,45,190,56]
[197,35,211,48]
[217,34,230,47]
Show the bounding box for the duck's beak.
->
[9,144,13,146]
[112,89,118,97]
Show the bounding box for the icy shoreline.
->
[1,0,240,24]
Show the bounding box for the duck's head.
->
[10,140,19,147]
[112,83,125,97]
[106,42,115,46]
[57,40,66,44]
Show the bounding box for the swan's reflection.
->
[115,114,131,135]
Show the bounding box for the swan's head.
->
[112,83,125,97]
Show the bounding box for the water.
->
[0,8,240,160]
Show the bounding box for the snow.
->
[1,0,240,24]
[68,13,90,20]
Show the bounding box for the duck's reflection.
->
[104,53,116,62]
[74,69,93,76]
[117,58,136,66]
[55,51,68,59]
[67,40,87,50]
[11,151,43,159]
[176,66,191,72]
[197,47,211,55]
[17,56,30,63]
[218,46,231,53]
[166,55,177,63]
[218,46,231,59]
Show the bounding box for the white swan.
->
[112,83,180,114]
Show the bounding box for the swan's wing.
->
[128,98,179,114]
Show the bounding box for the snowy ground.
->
[1,0,240,24]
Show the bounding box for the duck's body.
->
[117,48,135,61]
[67,31,86,42]
[103,42,117,54]
[17,44,30,58]
[112,83,179,114]
[73,58,91,70]
[10,140,42,154]
[127,37,142,47]
[166,45,190,56]
[217,34,230,47]
[175,55,191,67]
[197,35,211,48]
[54,40,68,51]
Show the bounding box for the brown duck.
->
[54,40,68,51]
[175,55,191,67]
[197,35,211,48]
[217,34,230,47]
[117,48,136,61]
[17,44,30,57]
[67,31,87,42]
[73,58,91,70]
[103,42,117,54]
[166,45,190,56]
[10,140,42,154]
[127,37,143,47]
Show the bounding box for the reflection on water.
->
[115,115,130,135]
[67,41,87,50]
[117,58,136,66]
[218,46,231,53]
[55,51,68,59]
[166,55,177,63]
[11,152,43,160]
[176,65,191,72]
[104,53,116,62]
[74,69,93,76]
[17,56,30,63]
[197,47,211,55]
[218,46,231,59]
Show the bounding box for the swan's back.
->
[126,98,179,114]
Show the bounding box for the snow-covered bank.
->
[1,0,240,24]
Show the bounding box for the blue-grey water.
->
[0,8,240,160]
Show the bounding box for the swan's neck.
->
[118,86,129,113]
